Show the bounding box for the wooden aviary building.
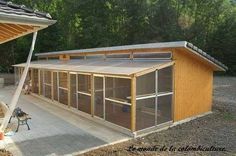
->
[14,42,227,136]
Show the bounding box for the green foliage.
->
[1,0,236,75]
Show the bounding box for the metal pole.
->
[0,32,38,131]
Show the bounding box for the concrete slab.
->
[0,86,131,156]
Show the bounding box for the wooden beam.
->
[91,74,94,117]
[131,75,136,132]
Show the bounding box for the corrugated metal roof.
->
[0,0,52,19]
[35,41,227,71]
[13,59,173,76]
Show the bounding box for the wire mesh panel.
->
[136,98,156,130]
[39,70,43,95]
[157,95,172,124]
[53,72,58,101]
[94,76,104,118]
[59,72,68,89]
[137,72,155,96]
[105,77,131,103]
[78,74,91,114]
[14,67,22,85]
[105,100,131,129]
[136,72,156,130]
[105,77,131,129]
[32,69,39,94]
[44,70,52,99]
[25,69,31,84]
[156,66,173,125]
[78,94,91,114]
[45,85,51,99]
[158,66,172,93]
[59,72,68,105]
[70,74,77,108]
[78,74,91,93]
[44,70,51,84]
[59,88,68,105]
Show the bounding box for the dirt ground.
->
[79,76,236,156]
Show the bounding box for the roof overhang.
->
[0,12,56,27]
[0,1,56,44]
[0,16,56,44]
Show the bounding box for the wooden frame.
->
[131,75,136,132]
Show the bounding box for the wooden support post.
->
[131,75,136,132]
[38,69,41,95]
[51,71,54,100]
[68,72,71,107]
[91,74,94,117]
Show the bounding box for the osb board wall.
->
[173,48,213,121]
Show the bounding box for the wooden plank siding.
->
[172,48,213,121]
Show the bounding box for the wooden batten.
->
[131,75,136,132]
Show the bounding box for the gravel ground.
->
[79,76,236,156]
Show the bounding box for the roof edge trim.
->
[0,12,56,26]
[185,42,228,71]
